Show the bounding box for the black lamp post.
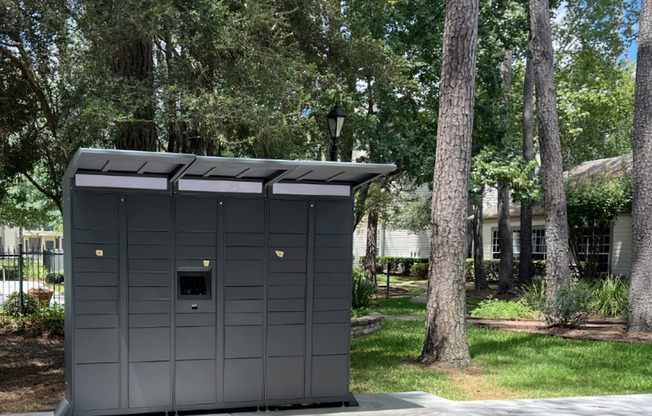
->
[327,103,346,162]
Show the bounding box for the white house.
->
[0,226,63,253]
[482,153,633,276]
[354,153,634,276]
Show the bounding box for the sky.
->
[556,1,640,62]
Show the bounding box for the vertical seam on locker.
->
[216,198,224,404]
[305,200,315,398]
[118,194,128,410]
[64,183,75,406]
[263,197,269,407]
[170,192,176,412]
[346,198,354,398]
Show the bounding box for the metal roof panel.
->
[65,148,395,189]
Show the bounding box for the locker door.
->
[71,192,120,412]
[311,200,353,399]
[223,198,265,403]
[126,194,172,410]
[174,196,218,407]
[266,200,309,401]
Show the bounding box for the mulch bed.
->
[468,317,652,343]
[0,326,64,414]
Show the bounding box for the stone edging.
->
[351,313,384,337]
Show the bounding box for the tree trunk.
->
[518,57,535,286]
[353,184,370,231]
[497,50,514,294]
[629,0,652,333]
[419,0,478,367]
[497,181,513,293]
[114,37,157,151]
[530,0,572,301]
[472,194,488,290]
[364,209,378,283]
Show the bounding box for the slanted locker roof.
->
[65,148,396,189]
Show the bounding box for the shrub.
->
[470,297,535,319]
[3,292,40,317]
[465,258,474,282]
[410,263,429,279]
[0,267,19,280]
[542,284,593,328]
[590,275,629,318]
[352,269,376,310]
[45,272,64,284]
[364,257,428,276]
[466,259,547,283]
[31,305,65,337]
[517,277,547,310]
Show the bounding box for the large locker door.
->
[71,192,121,412]
[174,196,218,407]
[266,200,309,401]
[126,194,172,409]
[222,198,265,403]
[311,200,353,398]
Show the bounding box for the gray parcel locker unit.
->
[57,148,394,416]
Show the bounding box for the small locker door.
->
[174,196,218,407]
[266,199,309,401]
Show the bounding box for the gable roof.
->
[483,153,632,220]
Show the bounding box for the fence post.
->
[18,243,24,314]
[386,261,391,300]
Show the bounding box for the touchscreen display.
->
[179,275,208,296]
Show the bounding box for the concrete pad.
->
[6,392,652,416]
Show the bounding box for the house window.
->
[492,228,547,260]
[532,229,547,260]
[575,228,610,274]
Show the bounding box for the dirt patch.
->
[468,317,652,343]
[437,366,527,400]
[0,326,64,414]
[374,286,410,297]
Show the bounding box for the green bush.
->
[364,257,428,276]
[45,272,64,284]
[465,259,547,283]
[23,262,48,279]
[352,268,377,310]
[31,305,65,337]
[590,275,629,317]
[517,277,547,310]
[410,263,429,279]
[470,297,535,319]
[542,284,593,328]
[0,267,19,280]
[3,292,40,317]
[465,258,474,282]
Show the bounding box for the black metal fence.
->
[0,244,64,320]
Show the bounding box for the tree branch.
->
[21,172,61,213]
[0,44,58,138]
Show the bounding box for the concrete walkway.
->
[7,392,652,416]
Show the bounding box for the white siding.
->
[611,214,632,276]
[380,228,429,258]
[353,217,368,267]
[353,216,430,267]
[0,227,20,252]
[481,217,547,260]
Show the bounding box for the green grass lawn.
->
[375,275,426,285]
[351,320,652,400]
[367,295,483,317]
[368,296,427,317]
